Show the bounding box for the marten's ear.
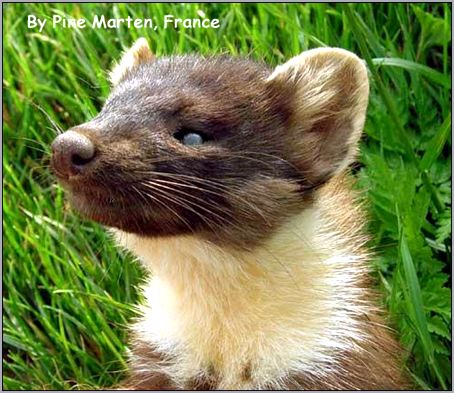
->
[267,48,369,186]
[110,37,155,86]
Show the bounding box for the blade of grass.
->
[345,5,418,166]
[399,229,447,389]
[420,114,452,172]
[372,57,451,88]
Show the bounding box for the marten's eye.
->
[174,129,207,146]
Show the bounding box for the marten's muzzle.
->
[51,130,96,179]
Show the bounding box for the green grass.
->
[2,3,451,390]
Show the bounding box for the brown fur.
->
[284,311,409,390]
[118,343,177,390]
[118,302,409,390]
[51,40,409,390]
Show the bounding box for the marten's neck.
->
[114,183,372,389]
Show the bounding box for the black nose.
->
[51,131,95,177]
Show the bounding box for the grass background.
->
[2,3,451,390]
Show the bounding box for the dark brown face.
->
[51,56,307,247]
[51,45,369,248]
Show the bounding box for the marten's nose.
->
[51,131,95,177]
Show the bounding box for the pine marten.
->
[51,38,408,390]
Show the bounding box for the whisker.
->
[3,89,63,135]
[28,100,64,135]
[136,172,249,198]
[141,180,246,234]
[7,136,50,149]
[24,145,49,155]
[140,182,223,234]
[229,151,301,173]
[260,244,302,292]
[149,177,272,227]
[135,150,299,174]
[131,185,194,234]
[147,184,226,235]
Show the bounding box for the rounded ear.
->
[109,37,155,86]
[267,48,369,186]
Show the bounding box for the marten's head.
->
[51,38,369,248]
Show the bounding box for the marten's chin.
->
[66,185,195,237]
[68,188,133,227]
